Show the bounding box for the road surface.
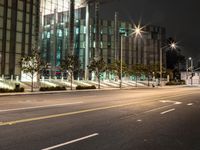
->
[0,87,200,150]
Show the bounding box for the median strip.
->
[42,133,99,150]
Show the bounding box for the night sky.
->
[99,0,200,61]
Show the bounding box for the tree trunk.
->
[136,76,138,87]
[147,74,150,86]
[31,72,34,92]
[70,72,73,90]
[98,76,100,89]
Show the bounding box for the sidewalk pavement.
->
[0,87,124,97]
[0,85,189,97]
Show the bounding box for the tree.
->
[61,55,81,90]
[130,64,145,87]
[88,57,106,89]
[20,48,43,92]
[107,60,128,85]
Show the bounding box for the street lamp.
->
[188,57,193,85]
[160,42,177,86]
[120,25,142,88]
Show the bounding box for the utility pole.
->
[160,47,163,86]
[120,36,123,89]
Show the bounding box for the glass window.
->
[5,63,9,74]
[15,63,21,75]
[7,9,11,18]
[7,19,11,29]
[6,53,9,63]
[17,22,23,32]
[0,17,3,28]
[17,11,23,21]
[26,14,30,23]
[26,24,29,33]
[16,32,22,42]
[0,6,3,17]
[18,1,23,11]
[0,0,4,5]
[6,30,10,41]
[25,34,29,44]
[0,40,2,49]
[25,44,28,55]
[26,3,30,12]
[8,0,12,7]
[16,43,22,53]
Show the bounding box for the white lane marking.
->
[160,108,175,115]
[137,119,142,122]
[42,133,99,150]
[0,102,83,113]
[144,104,175,114]
[187,103,193,106]
[160,100,182,105]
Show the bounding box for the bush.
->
[39,86,66,91]
[76,85,96,90]
[166,80,186,86]
[0,87,24,93]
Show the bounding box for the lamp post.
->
[160,42,177,86]
[120,35,123,89]
[189,57,193,85]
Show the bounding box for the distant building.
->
[181,71,200,85]
[0,0,40,77]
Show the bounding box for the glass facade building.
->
[0,0,40,77]
[40,3,166,78]
[0,0,166,79]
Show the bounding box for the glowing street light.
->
[170,42,177,49]
[160,42,178,86]
[120,24,144,88]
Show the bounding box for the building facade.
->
[0,0,166,80]
[0,0,40,78]
[40,6,166,78]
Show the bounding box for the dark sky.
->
[99,0,200,61]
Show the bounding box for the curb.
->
[0,88,121,97]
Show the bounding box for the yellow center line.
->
[0,92,198,127]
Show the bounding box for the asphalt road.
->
[0,87,200,150]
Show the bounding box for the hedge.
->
[166,80,186,86]
[0,87,24,93]
[39,86,66,91]
[76,85,96,90]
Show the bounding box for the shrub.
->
[39,86,66,91]
[76,85,96,90]
[166,80,186,86]
[0,87,24,93]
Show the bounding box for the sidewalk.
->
[0,85,189,97]
[0,87,122,97]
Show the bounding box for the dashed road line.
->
[187,103,193,106]
[42,133,99,150]
[160,108,175,115]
